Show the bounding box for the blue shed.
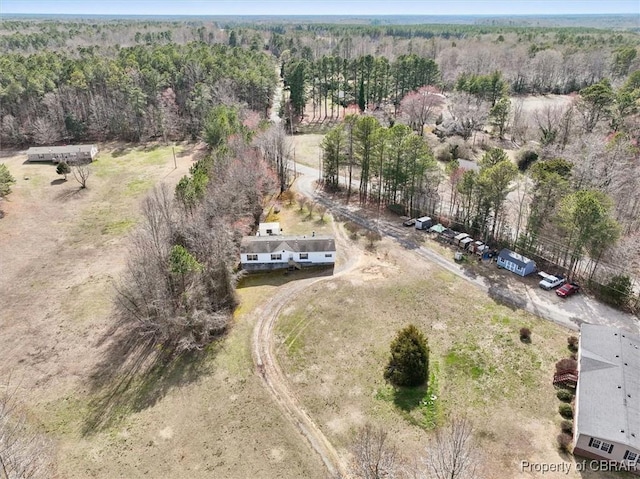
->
[496,248,536,277]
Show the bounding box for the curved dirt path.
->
[251,181,359,479]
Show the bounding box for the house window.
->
[600,441,613,453]
[271,253,282,260]
[624,451,638,462]
[325,253,333,258]
[266,229,273,235]
[299,253,308,260]
[246,254,258,261]
[590,438,602,450]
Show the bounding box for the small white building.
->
[257,222,282,236]
[240,235,336,272]
[415,216,433,230]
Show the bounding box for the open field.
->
[274,235,631,479]
[0,144,325,479]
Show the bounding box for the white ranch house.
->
[27,144,98,163]
[240,235,336,272]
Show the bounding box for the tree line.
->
[0,42,277,145]
[284,53,440,119]
[116,105,277,352]
[322,115,440,214]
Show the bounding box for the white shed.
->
[415,216,433,230]
[257,222,282,236]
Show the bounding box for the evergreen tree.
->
[56,161,71,181]
[384,324,429,387]
[358,77,366,112]
[0,164,16,198]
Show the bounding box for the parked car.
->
[538,272,566,291]
[556,282,580,298]
[402,218,416,227]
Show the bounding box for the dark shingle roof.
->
[241,235,335,254]
[497,248,533,268]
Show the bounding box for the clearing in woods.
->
[0,143,325,479]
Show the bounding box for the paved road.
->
[294,162,639,335]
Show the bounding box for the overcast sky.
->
[2,0,639,16]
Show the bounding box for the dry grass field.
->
[274,235,631,479]
[0,144,325,479]
[0,130,632,479]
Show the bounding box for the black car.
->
[402,218,416,227]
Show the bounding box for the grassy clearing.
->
[291,134,324,169]
[264,196,334,237]
[275,240,589,475]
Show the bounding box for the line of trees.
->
[321,115,440,214]
[283,53,439,119]
[116,105,277,352]
[0,43,277,146]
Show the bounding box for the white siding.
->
[241,250,335,266]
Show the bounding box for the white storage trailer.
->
[415,216,433,230]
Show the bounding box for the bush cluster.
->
[559,403,573,419]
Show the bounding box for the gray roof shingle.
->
[577,324,640,448]
[497,248,533,268]
[241,235,335,254]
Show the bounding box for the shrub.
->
[557,389,574,402]
[567,336,578,352]
[365,230,382,250]
[517,150,538,172]
[557,432,573,452]
[345,221,361,240]
[555,358,577,374]
[559,403,573,419]
[280,189,295,205]
[519,327,532,343]
[56,161,71,180]
[560,420,574,435]
[384,324,429,387]
[436,146,453,162]
[600,274,633,308]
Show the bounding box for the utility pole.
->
[172,146,177,169]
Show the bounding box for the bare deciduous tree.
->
[400,86,445,136]
[71,162,91,189]
[351,424,399,479]
[0,384,54,479]
[256,124,292,194]
[422,417,480,479]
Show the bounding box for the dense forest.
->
[0,42,277,144]
[1,16,639,304]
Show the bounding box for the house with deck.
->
[240,235,336,272]
[27,145,98,163]
[573,324,640,471]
